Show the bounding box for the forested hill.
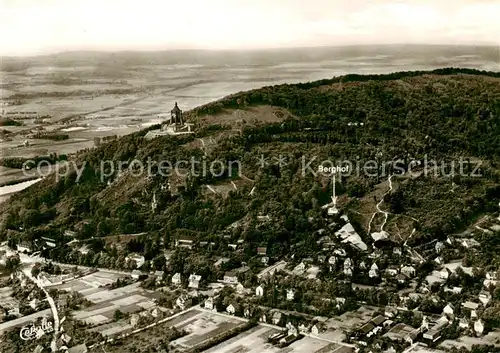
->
[1,68,500,267]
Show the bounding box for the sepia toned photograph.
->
[0,1,499,352]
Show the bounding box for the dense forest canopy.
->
[1,68,500,268]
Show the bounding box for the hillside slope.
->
[1,68,500,264]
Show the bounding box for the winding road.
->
[368,175,394,234]
[22,269,60,352]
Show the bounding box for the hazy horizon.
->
[1,43,499,59]
[1,0,499,56]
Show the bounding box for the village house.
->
[256,285,264,297]
[479,290,492,305]
[335,297,346,310]
[401,265,416,278]
[344,258,353,276]
[439,268,450,280]
[223,271,239,284]
[214,257,230,268]
[236,283,246,294]
[444,286,463,294]
[443,304,455,317]
[204,297,214,310]
[311,324,320,336]
[423,316,449,342]
[286,289,295,301]
[175,235,195,249]
[396,274,407,284]
[171,272,181,286]
[257,247,267,256]
[404,328,421,345]
[17,241,33,253]
[359,261,367,270]
[188,274,201,289]
[154,271,164,284]
[299,323,309,335]
[461,238,480,249]
[126,254,145,269]
[385,265,399,277]
[474,319,485,336]
[131,270,142,280]
[293,262,306,275]
[286,322,298,336]
[261,256,269,265]
[459,317,469,330]
[468,311,477,323]
[462,301,480,311]
[369,263,379,278]
[334,248,347,257]
[176,296,186,310]
[272,311,282,325]
[486,271,498,281]
[226,304,235,315]
[385,305,398,318]
[435,242,445,253]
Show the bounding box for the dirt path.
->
[368,175,393,234]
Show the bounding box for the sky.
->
[1,0,499,56]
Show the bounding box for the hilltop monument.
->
[145,102,194,139]
[161,102,192,133]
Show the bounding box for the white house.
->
[335,297,346,309]
[154,271,164,284]
[29,298,39,310]
[188,274,201,289]
[311,325,320,336]
[244,308,251,318]
[328,256,337,265]
[226,304,235,315]
[369,263,379,278]
[385,265,399,277]
[131,270,141,280]
[344,258,353,276]
[486,271,498,281]
[462,301,480,311]
[401,266,416,278]
[474,320,484,336]
[459,318,469,330]
[293,262,306,275]
[171,273,181,286]
[256,285,264,297]
[479,290,492,305]
[176,296,186,310]
[236,283,246,294]
[272,311,282,325]
[439,268,450,280]
[126,254,145,269]
[299,324,309,335]
[435,242,445,253]
[286,289,295,301]
[204,297,214,310]
[462,239,480,248]
[443,304,455,316]
[287,323,298,336]
[471,310,478,320]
